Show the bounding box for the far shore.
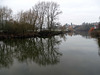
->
[90,30,100,38]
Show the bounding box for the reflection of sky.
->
[61,35,97,51]
[60,35,100,75]
[1,0,100,25]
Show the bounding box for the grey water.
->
[0,32,100,75]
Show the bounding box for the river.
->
[0,32,100,75]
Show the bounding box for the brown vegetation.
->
[0,1,62,39]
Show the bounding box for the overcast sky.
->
[0,0,100,25]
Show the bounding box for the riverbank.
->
[0,31,68,39]
[90,30,100,38]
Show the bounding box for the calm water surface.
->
[0,32,100,75]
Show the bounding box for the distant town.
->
[54,22,99,32]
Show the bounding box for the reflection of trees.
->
[0,44,13,68]
[68,32,73,36]
[97,38,100,56]
[74,31,90,38]
[0,36,62,68]
[59,33,67,41]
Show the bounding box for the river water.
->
[0,32,100,75]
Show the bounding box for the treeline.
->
[0,1,62,34]
[74,22,99,31]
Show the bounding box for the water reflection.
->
[0,36,64,68]
[68,32,73,36]
[68,31,91,38]
[96,38,100,56]
[59,33,67,41]
[0,43,13,68]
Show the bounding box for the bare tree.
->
[49,2,62,31]
[31,8,38,31]
[0,6,12,30]
[34,1,62,31]
[34,2,46,31]
[0,1,62,34]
